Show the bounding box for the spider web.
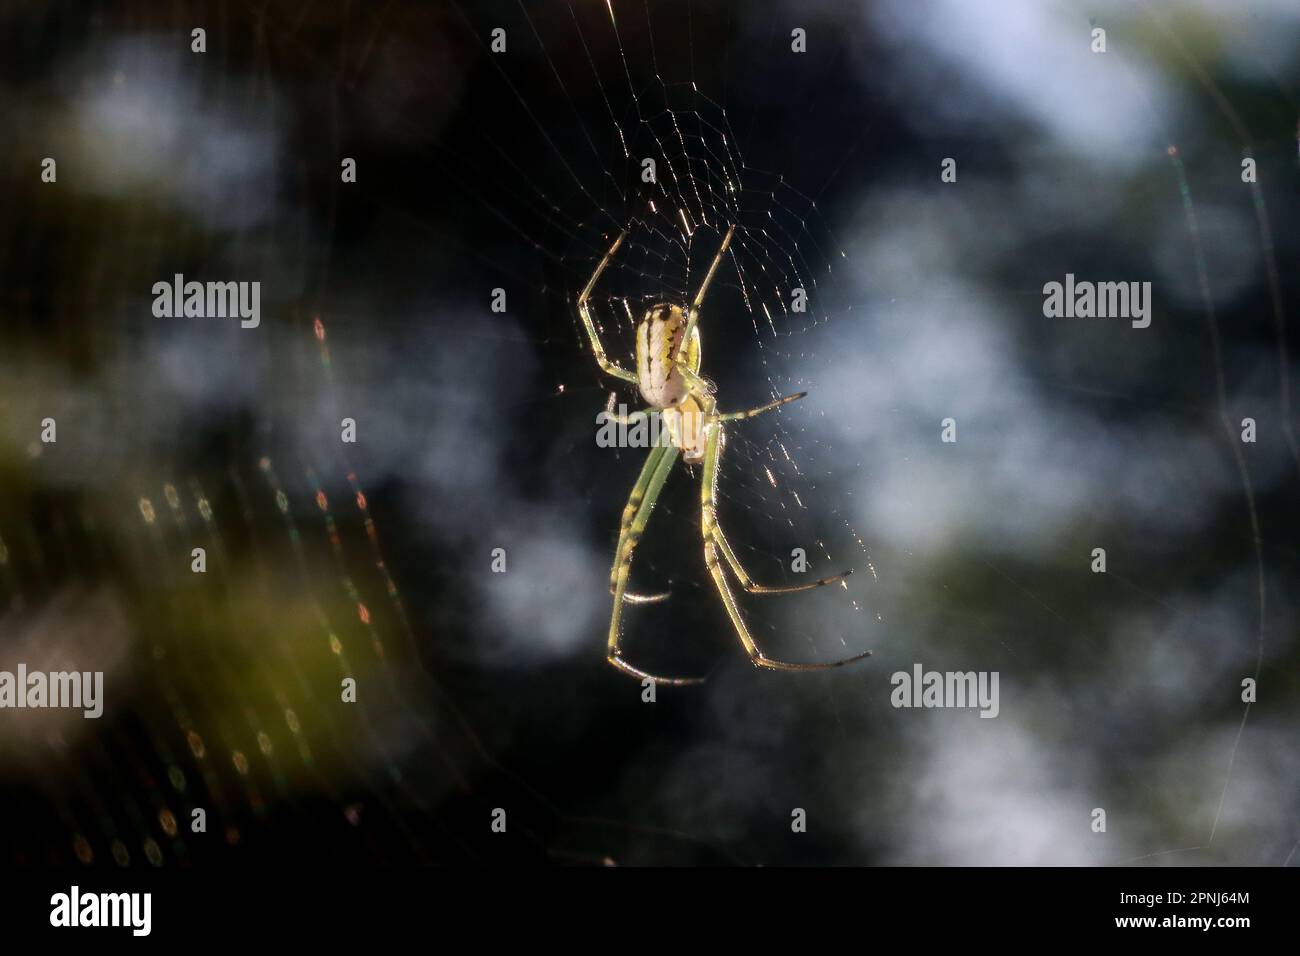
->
[562,94,877,663]
[526,3,884,679]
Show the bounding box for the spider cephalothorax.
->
[577,223,871,684]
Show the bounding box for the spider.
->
[577,223,872,685]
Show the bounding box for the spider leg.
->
[577,230,638,384]
[690,223,737,313]
[699,422,871,672]
[603,392,653,426]
[718,391,807,421]
[674,363,715,398]
[674,223,737,366]
[612,584,671,604]
[693,387,847,591]
[607,445,703,685]
[608,444,665,599]
[602,397,672,603]
[710,521,852,594]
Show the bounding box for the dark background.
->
[1,0,1298,866]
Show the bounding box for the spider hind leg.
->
[606,445,706,686]
[711,521,853,595]
[699,422,871,673]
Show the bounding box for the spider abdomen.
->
[636,303,700,408]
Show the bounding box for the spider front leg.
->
[699,422,871,672]
[606,445,705,685]
[577,229,638,385]
[674,222,737,366]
